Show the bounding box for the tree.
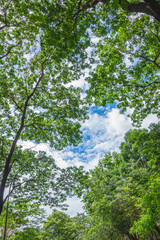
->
[8,227,41,240]
[70,0,160,22]
[40,210,78,240]
[64,0,160,125]
[0,148,87,238]
[78,123,160,239]
[0,0,90,216]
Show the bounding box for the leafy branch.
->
[0,36,26,60]
[0,59,50,214]
[115,47,160,69]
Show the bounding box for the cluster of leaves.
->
[0,147,88,237]
[78,122,160,240]
[0,0,93,216]
[0,0,160,238]
[85,2,160,126]
[6,123,160,239]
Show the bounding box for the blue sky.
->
[19,35,159,217]
[21,101,158,217]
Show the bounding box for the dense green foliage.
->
[84,2,160,125]
[0,0,91,217]
[0,0,160,239]
[77,123,160,240]
[41,210,78,240]
[7,123,160,239]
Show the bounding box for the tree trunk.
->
[155,225,160,238]
[119,0,160,21]
[0,190,4,215]
[144,0,160,21]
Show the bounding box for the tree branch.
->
[0,59,49,214]
[69,0,160,22]
[119,0,156,18]
[0,0,13,31]
[69,0,109,20]
[9,96,23,112]
[154,48,160,63]
[148,28,160,42]
[115,47,160,69]
[27,59,50,101]
[143,0,160,22]
[123,80,160,88]
[0,36,26,59]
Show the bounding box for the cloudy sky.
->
[57,105,158,216]
[21,96,159,217]
[20,36,159,217]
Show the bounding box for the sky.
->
[21,100,159,217]
[19,35,159,218]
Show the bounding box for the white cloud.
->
[142,114,159,128]
[65,197,84,217]
[106,108,132,135]
[19,106,159,217]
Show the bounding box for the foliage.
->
[77,122,160,240]
[85,2,160,126]
[0,0,91,215]
[8,227,40,240]
[0,0,160,238]
[0,147,88,234]
[40,210,78,240]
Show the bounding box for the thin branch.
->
[3,159,56,203]
[115,47,160,69]
[123,81,160,88]
[154,48,160,63]
[0,0,13,31]
[23,123,36,127]
[27,58,50,101]
[0,36,26,59]
[148,28,160,42]
[68,0,105,20]
[9,96,23,112]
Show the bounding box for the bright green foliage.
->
[8,227,40,240]
[84,1,160,126]
[0,0,91,215]
[0,201,45,238]
[0,0,160,236]
[41,210,78,240]
[79,123,160,239]
[0,147,88,233]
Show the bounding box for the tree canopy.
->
[0,0,160,238]
[0,0,91,216]
[78,122,160,239]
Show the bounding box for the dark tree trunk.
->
[144,0,160,21]
[155,225,160,237]
[119,0,160,21]
[0,191,4,215]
